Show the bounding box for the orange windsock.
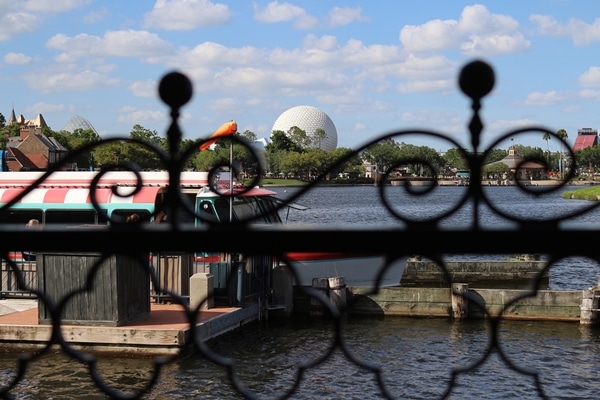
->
[199,120,237,151]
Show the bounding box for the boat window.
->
[0,209,43,224]
[213,198,231,222]
[45,210,97,225]
[111,210,152,224]
[232,199,256,221]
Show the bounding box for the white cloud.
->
[519,91,566,107]
[117,106,165,126]
[354,122,367,131]
[143,0,232,31]
[487,118,540,133]
[24,67,120,93]
[83,7,109,24]
[253,1,318,29]
[531,14,600,46]
[579,88,600,99]
[3,52,32,64]
[46,30,175,59]
[0,10,38,41]
[328,7,366,28]
[23,0,90,13]
[26,102,71,114]
[398,79,454,94]
[579,66,600,87]
[562,105,581,113]
[130,80,157,98]
[207,97,238,111]
[400,4,530,56]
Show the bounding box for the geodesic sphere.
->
[271,105,338,151]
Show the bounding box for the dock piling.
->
[580,284,600,325]
[328,277,347,309]
[452,283,469,320]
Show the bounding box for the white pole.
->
[229,140,233,222]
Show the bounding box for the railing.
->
[0,59,596,399]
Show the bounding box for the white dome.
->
[271,106,338,151]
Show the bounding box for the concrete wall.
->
[402,260,548,288]
[347,286,582,322]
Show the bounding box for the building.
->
[4,108,68,171]
[484,146,546,181]
[572,128,598,152]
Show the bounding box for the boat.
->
[0,170,406,287]
[195,186,407,287]
[282,252,407,287]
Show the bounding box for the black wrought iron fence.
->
[0,59,598,399]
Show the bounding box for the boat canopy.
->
[0,187,163,209]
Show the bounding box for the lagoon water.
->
[2,185,600,399]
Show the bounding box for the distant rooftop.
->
[62,114,99,136]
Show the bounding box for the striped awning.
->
[0,187,162,206]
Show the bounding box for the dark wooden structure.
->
[37,252,150,326]
[153,252,193,303]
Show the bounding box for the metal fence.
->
[0,60,598,399]
[0,259,37,299]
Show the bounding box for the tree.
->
[267,130,301,153]
[542,132,551,152]
[44,127,100,169]
[287,126,311,150]
[328,147,362,178]
[443,148,469,172]
[312,128,327,149]
[575,145,600,180]
[361,138,400,182]
[556,128,569,178]
[0,113,7,150]
[397,144,444,177]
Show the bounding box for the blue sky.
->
[1,0,599,152]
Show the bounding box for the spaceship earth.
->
[271,105,338,151]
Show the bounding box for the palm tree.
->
[556,129,569,178]
[543,132,551,166]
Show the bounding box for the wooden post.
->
[271,264,293,314]
[190,273,214,310]
[328,277,346,308]
[580,287,600,325]
[311,278,329,315]
[451,283,469,320]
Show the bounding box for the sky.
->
[2,0,600,153]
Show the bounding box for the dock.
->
[1,258,599,355]
[0,299,257,356]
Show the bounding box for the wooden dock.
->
[0,300,258,356]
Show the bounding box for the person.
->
[26,219,40,227]
[153,210,167,224]
[23,219,41,261]
[125,213,140,224]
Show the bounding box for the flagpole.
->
[229,139,233,222]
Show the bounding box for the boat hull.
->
[283,253,407,287]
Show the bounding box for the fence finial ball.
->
[159,71,193,109]
[459,60,495,100]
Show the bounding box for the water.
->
[3,185,600,399]
[275,185,600,291]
